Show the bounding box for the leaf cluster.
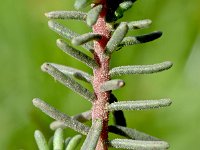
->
[33,0,172,149]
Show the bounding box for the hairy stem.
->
[92,2,111,150]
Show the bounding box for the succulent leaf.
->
[34,130,49,150]
[109,139,169,149]
[34,0,172,149]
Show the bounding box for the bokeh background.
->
[0,0,200,149]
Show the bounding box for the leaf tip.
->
[44,12,50,18]
[41,62,50,72]
[56,38,63,46]
[32,98,40,106]
[48,20,54,27]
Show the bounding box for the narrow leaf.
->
[72,110,92,122]
[50,110,91,130]
[105,0,136,22]
[106,22,128,54]
[50,121,65,130]
[109,139,169,149]
[100,79,125,92]
[65,137,72,150]
[48,136,53,150]
[45,11,87,21]
[48,20,93,52]
[115,1,133,19]
[127,19,152,30]
[109,94,127,127]
[72,33,102,46]
[86,5,103,26]
[110,61,173,77]
[118,31,162,48]
[53,128,64,150]
[108,99,172,111]
[65,137,71,148]
[33,98,90,135]
[114,19,152,30]
[50,63,92,83]
[81,119,103,150]
[34,130,49,150]
[119,1,133,11]
[112,110,126,127]
[48,20,78,40]
[74,0,92,10]
[57,39,98,69]
[73,72,92,83]
[41,63,95,102]
[66,135,82,150]
[108,125,160,141]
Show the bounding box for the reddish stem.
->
[92,3,111,150]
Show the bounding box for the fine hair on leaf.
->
[74,0,92,10]
[100,79,125,92]
[53,128,64,150]
[50,63,93,83]
[34,0,173,149]
[34,130,49,150]
[118,31,163,48]
[45,11,87,21]
[115,1,133,19]
[41,63,95,102]
[48,20,93,52]
[109,139,169,149]
[50,110,91,130]
[33,98,90,135]
[86,4,103,26]
[65,134,82,150]
[57,39,98,69]
[72,33,102,46]
[108,99,172,111]
[81,119,103,150]
[110,61,173,77]
[108,125,160,141]
[106,22,128,54]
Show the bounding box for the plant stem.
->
[92,2,111,150]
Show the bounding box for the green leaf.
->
[32,98,90,135]
[81,119,103,150]
[64,137,72,148]
[109,125,160,141]
[118,31,162,48]
[45,11,87,21]
[108,99,172,111]
[71,33,101,46]
[109,139,169,149]
[34,130,49,150]
[106,22,128,54]
[48,20,93,52]
[48,136,53,150]
[115,1,133,19]
[86,5,103,26]
[41,63,95,102]
[74,0,92,10]
[53,128,64,150]
[50,63,92,83]
[65,135,82,150]
[100,79,125,92]
[110,61,173,77]
[50,110,91,130]
[57,39,98,69]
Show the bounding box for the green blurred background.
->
[0,0,200,149]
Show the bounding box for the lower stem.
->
[92,5,111,150]
[92,57,110,150]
